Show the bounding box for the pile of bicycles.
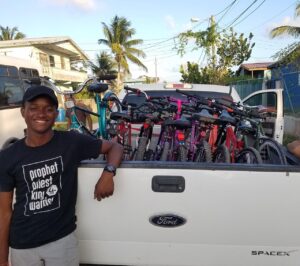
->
[42,76,287,165]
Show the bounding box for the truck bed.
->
[77,161,300,266]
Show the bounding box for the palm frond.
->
[270,25,300,38]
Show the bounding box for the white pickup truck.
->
[75,84,300,266]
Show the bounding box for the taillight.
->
[177,132,185,141]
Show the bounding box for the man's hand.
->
[94,172,114,201]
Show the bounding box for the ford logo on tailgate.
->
[150,214,186,227]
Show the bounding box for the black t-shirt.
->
[0,130,102,249]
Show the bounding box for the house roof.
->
[0,36,89,61]
[239,62,274,71]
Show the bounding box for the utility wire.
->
[224,0,259,29]
[216,0,239,24]
[248,0,298,31]
[230,0,266,28]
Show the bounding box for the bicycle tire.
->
[160,142,170,161]
[235,147,263,164]
[258,138,287,165]
[134,136,148,161]
[213,144,230,163]
[194,140,212,163]
[177,145,188,162]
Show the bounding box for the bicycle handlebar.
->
[124,86,149,99]
[40,76,96,95]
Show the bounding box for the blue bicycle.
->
[41,75,121,139]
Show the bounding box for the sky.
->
[1,0,300,82]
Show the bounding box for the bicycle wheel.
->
[160,142,170,161]
[213,144,230,163]
[258,138,287,165]
[235,147,263,164]
[176,145,188,162]
[194,140,212,163]
[134,136,148,161]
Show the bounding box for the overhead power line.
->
[230,0,266,28]
[224,0,259,29]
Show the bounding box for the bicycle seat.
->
[192,109,217,124]
[110,112,131,122]
[163,118,192,129]
[218,110,236,125]
[88,82,109,93]
[237,120,255,135]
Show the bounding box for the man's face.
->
[21,97,58,135]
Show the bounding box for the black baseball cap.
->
[23,85,58,108]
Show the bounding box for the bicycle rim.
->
[194,140,212,163]
[213,144,230,163]
[258,138,287,165]
[236,147,263,164]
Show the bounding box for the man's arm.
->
[287,140,300,159]
[0,191,13,265]
[94,140,124,201]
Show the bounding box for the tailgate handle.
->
[152,175,185,193]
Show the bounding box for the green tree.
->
[270,3,300,39]
[98,16,148,92]
[270,3,300,64]
[89,51,118,92]
[90,51,117,77]
[0,26,25,40]
[177,16,254,84]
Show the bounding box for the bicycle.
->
[41,75,121,139]
[213,98,286,165]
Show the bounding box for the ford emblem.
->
[149,214,186,228]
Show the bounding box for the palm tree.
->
[270,3,300,63]
[89,51,118,92]
[98,16,147,90]
[90,51,117,77]
[0,26,25,40]
[271,3,300,38]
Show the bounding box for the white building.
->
[0,36,89,87]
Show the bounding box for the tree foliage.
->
[270,3,300,39]
[270,3,300,65]
[0,26,25,40]
[177,16,254,84]
[98,16,147,91]
[89,51,118,92]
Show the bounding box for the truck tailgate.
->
[77,162,300,266]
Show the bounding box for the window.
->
[49,55,55,67]
[39,53,49,67]
[243,92,277,109]
[0,65,19,77]
[19,67,40,79]
[0,77,24,108]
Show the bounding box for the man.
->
[0,85,123,266]
[65,95,93,131]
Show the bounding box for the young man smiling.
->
[0,85,123,266]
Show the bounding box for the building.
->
[0,36,89,88]
[236,62,273,79]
